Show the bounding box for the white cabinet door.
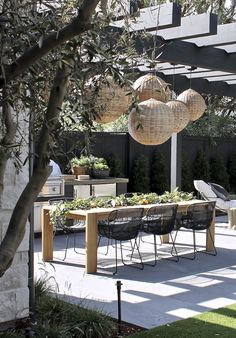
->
[92,183,116,197]
[74,185,91,198]
[34,201,49,233]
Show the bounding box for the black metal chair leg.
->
[169,233,179,262]
[143,234,158,267]
[120,240,144,271]
[62,234,69,261]
[113,240,118,275]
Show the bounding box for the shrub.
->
[150,150,169,194]
[181,152,193,192]
[129,154,150,193]
[209,154,229,190]
[227,152,236,193]
[106,153,123,177]
[192,149,210,181]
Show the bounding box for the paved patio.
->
[34,214,236,329]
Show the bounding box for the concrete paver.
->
[34,215,236,329]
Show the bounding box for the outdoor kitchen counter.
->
[63,177,129,198]
[63,177,129,185]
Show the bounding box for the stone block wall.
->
[0,160,29,326]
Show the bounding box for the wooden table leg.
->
[206,210,215,251]
[86,213,98,273]
[162,234,170,243]
[42,208,53,261]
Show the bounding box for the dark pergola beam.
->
[156,73,236,97]
[162,69,234,78]
[112,2,181,31]
[135,36,236,74]
[187,22,236,47]
[152,13,218,40]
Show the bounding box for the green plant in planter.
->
[50,190,196,226]
[71,156,91,167]
[93,162,109,171]
[158,188,195,203]
[91,160,110,178]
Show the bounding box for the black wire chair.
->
[141,204,179,266]
[48,198,85,261]
[98,208,144,274]
[174,201,217,260]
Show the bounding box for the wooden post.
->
[42,208,54,261]
[86,213,98,273]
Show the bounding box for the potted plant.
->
[91,160,110,178]
[70,156,91,175]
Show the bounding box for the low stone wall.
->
[0,161,29,326]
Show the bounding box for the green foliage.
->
[185,113,236,138]
[150,150,169,194]
[130,154,150,193]
[50,190,195,225]
[209,155,230,190]
[130,303,236,338]
[192,149,210,181]
[181,152,193,192]
[34,276,116,338]
[228,152,236,193]
[158,188,194,203]
[106,153,123,177]
[70,155,108,169]
[94,114,129,132]
[92,162,109,170]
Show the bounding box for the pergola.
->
[113,2,236,97]
[111,1,236,189]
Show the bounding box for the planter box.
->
[71,166,89,176]
[91,169,110,178]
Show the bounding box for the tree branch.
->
[0,0,100,87]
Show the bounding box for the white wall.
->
[0,127,29,325]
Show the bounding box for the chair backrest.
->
[101,208,144,241]
[182,201,216,230]
[143,204,178,235]
[193,180,217,201]
[193,180,231,212]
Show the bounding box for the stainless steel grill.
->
[38,176,65,197]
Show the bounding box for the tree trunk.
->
[0,65,69,276]
[0,88,17,206]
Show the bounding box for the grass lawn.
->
[130,303,236,337]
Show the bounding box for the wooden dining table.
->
[41,199,215,273]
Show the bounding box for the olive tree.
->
[0,0,136,276]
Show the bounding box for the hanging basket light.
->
[166,100,190,133]
[132,73,171,103]
[177,89,206,121]
[95,75,131,124]
[128,98,175,145]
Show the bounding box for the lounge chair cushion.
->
[208,182,230,201]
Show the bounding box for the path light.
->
[166,99,190,133]
[128,98,175,145]
[177,89,206,121]
[95,75,131,124]
[132,73,171,103]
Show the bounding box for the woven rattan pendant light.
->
[166,99,190,133]
[95,75,131,124]
[132,73,171,103]
[128,98,175,145]
[177,89,206,121]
